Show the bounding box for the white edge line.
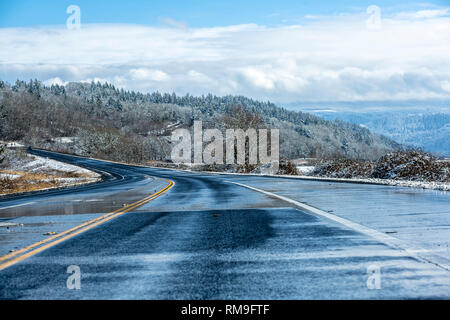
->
[228,181,450,272]
[0,202,36,211]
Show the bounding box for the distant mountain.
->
[310,111,450,156]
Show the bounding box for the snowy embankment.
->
[21,155,96,175]
[287,174,450,191]
[21,155,101,187]
[218,170,449,191]
[0,173,20,180]
[0,149,101,195]
[296,166,314,175]
[308,150,450,191]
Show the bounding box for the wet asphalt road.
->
[0,150,449,299]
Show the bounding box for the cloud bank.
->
[0,8,449,103]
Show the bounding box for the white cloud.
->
[239,67,275,90]
[159,18,188,29]
[441,80,450,92]
[187,70,212,83]
[396,8,450,19]
[0,8,449,104]
[43,77,68,86]
[304,15,321,19]
[129,68,169,81]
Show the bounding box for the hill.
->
[312,110,450,156]
[0,79,400,163]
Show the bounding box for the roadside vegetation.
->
[311,149,450,183]
[0,148,100,196]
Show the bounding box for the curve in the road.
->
[0,150,175,271]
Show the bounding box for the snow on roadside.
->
[0,173,20,180]
[306,150,450,191]
[6,142,25,147]
[296,166,315,174]
[0,152,102,196]
[280,175,450,191]
[250,171,449,191]
[268,172,449,191]
[21,156,100,177]
[172,168,450,191]
[52,137,74,144]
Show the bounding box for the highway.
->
[0,149,449,299]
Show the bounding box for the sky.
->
[0,0,450,109]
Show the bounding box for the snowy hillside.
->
[312,110,450,156]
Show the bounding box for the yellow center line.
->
[0,179,175,271]
[0,191,154,262]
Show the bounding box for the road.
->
[0,149,449,299]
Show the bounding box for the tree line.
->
[0,79,400,163]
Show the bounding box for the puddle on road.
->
[0,181,167,218]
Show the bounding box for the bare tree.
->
[221,104,264,130]
[219,104,266,171]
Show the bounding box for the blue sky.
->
[1,0,448,27]
[0,1,449,106]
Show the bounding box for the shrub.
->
[278,161,299,175]
[311,149,450,182]
[371,149,449,182]
[0,176,16,191]
[312,158,374,178]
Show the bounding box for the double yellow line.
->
[0,179,174,271]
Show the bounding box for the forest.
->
[0,79,400,164]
